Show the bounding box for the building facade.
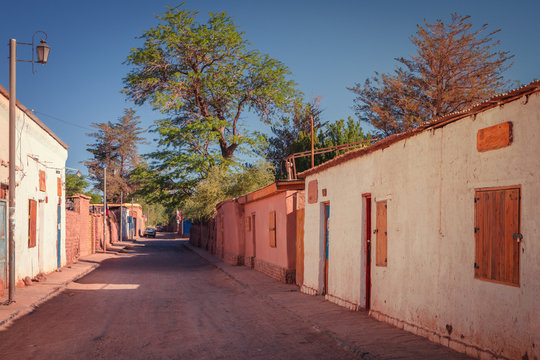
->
[0,85,68,290]
[299,82,540,359]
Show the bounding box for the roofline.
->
[299,80,540,178]
[0,84,70,150]
[237,180,305,205]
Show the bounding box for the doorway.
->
[0,200,6,288]
[323,202,330,295]
[251,213,256,267]
[362,193,372,310]
[57,201,62,268]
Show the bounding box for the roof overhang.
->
[237,180,305,205]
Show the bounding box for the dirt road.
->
[0,235,356,359]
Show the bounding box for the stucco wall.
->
[302,91,540,359]
[243,191,297,271]
[216,199,245,265]
[0,94,68,281]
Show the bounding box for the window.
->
[39,170,46,192]
[28,199,37,248]
[375,200,387,266]
[269,210,276,247]
[474,186,521,286]
[57,177,62,196]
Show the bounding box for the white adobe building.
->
[0,84,68,291]
[299,81,540,360]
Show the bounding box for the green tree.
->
[123,6,299,206]
[349,13,513,136]
[182,162,274,222]
[85,109,145,202]
[265,99,324,178]
[65,170,89,197]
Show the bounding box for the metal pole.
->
[310,115,314,168]
[119,191,123,242]
[8,39,16,303]
[102,166,106,253]
[131,198,134,240]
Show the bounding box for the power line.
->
[30,109,93,131]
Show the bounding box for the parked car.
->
[156,225,164,232]
[144,227,156,238]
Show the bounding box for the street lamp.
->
[6,31,51,304]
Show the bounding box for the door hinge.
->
[513,233,523,243]
[474,262,479,269]
[474,197,480,203]
[474,227,480,233]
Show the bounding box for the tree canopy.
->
[349,13,513,136]
[123,6,299,207]
[85,108,145,202]
[124,6,298,160]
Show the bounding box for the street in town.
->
[0,234,471,360]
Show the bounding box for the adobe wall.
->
[243,191,298,283]
[302,91,540,359]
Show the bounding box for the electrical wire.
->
[30,109,93,131]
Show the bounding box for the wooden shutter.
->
[39,170,46,192]
[375,200,387,266]
[57,177,62,196]
[269,211,276,248]
[474,187,520,286]
[28,199,37,248]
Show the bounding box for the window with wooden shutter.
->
[57,177,62,196]
[39,170,46,192]
[474,186,521,286]
[375,200,387,266]
[28,199,37,248]
[269,211,276,248]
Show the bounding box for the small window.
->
[28,199,37,248]
[474,187,521,286]
[269,211,276,248]
[375,200,387,266]
[39,170,46,192]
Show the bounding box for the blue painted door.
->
[0,200,6,286]
[324,203,330,294]
[57,204,61,268]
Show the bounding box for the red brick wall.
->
[65,194,92,264]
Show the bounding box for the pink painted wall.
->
[243,190,299,270]
[216,199,244,264]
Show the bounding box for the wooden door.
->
[375,200,387,267]
[251,213,256,263]
[363,194,372,309]
[57,203,62,268]
[296,208,305,286]
[0,200,6,287]
[323,203,330,295]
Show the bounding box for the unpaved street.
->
[0,235,356,359]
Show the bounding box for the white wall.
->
[0,94,68,281]
[302,91,540,359]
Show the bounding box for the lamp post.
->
[7,32,50,304]
[102,165,107,253]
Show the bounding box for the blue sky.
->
[1,0,538,174]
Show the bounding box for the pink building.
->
[193,180,305,284]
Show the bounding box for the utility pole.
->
[310,115,314,168]
[8,39,17,303]
[119,191,123,242]
[102,165,107,253]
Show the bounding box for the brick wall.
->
[65,194,91,264]
[254,258,295,284]
[65,210,80,265]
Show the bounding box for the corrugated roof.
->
[299,80,540,178]
[0,84,70,150]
